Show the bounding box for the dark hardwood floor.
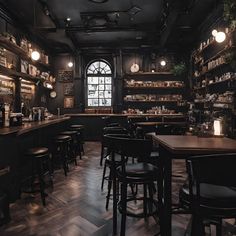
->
[0,142,235,236]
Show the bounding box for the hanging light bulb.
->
[31,50,40,61]
[215,31,226,43]
[68,61,73,68]
[160,60,166,67]
[212,29,218,37]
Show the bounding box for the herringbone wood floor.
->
[0,142,235,236]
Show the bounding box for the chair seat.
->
[180,183,236,209]
[26,147,48,156]
[117,163,157,178]
[71,124,84,128]
[60,131,78,136]
[55,135,71,142]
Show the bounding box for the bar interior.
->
[0,0,236,235]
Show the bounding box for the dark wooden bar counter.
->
[0,116,70,136]
[0,116,70,202]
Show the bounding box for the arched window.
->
[86,60,112,107]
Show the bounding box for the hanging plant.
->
[171,62,187,76]
[224,51,236,69]
[224,0,236,30]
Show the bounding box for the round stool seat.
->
[70,124,84,129]
[26,147,48,157]
[55,135,71,142]
[60,131,78,136]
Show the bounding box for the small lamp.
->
[213,119,223,137]
[31,50,40,61]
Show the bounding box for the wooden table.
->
[135,122,186,127]
[151,135,236,236]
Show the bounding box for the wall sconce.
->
[31,50,40,61]
[68,61,73,68]
[215,31,226,43]
[213,119,223,136]
[160,60,167,67]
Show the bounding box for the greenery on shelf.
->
[171,62,187,76]
[224,0,236,30]
[224,51,236,68]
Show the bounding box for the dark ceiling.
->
[0,0,220,53]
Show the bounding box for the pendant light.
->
[68,61,73,68]
[215,31,226,43]
[31,0,41,61]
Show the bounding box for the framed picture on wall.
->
[58,70,73,82]
[64,96,74,108]
[63,83,74,95]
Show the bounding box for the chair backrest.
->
[187,153,236,207]
[104,135,152,161]
[187,153,236,187]
[103,127,128,135]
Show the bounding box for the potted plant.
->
[171,62,187,76]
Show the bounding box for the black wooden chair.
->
[100,126,129,166]
[179,153,236,236]
[106,135,158,236]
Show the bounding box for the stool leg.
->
[37,159,46,206]
[143,184,147,221]
[101,160,107,190]
[216,220,222,236]
[120,182,127,236]
[100,144,104,166]
[106,169,112,210]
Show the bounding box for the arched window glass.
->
[87,60,112,107]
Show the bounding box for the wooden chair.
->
[179,153,236,236]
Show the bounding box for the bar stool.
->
[60,131,78,166]
[25,147,52,206]
[70,125,85,154]
[54,135,71,176]
[0,191,10,226]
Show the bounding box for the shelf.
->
[0,64,42,82]
[124,100,179,103]
[126,72,173,76]
[193,87,206,91]
[125,86,184,89]
[0,36,50,69]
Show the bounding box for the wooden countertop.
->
[0,116,70,136]
[67,113,185,118]
[135,122,187,126]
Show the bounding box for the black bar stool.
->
[54,135,71,176]
[70,125,85,154]
[60,131,78,166]
[25,147,52,206]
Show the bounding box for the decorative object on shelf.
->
[64,96,74,108]
[1,32,16,44]
[0,47,6,67]
[171,62,186,76]
[224,51,236,68]
[21,60,29,73]
[20,38,28,52]
[130,63,139,73]
[50,90,57,98]
[28,64,38,77]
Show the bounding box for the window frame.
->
[86,60,113,108]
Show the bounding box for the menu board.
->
[58,70,73,82]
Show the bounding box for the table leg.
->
[112,155,117,235]
[159,146,172,236]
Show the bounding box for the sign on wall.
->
[64,96,74,108]
[58,70,73,82]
